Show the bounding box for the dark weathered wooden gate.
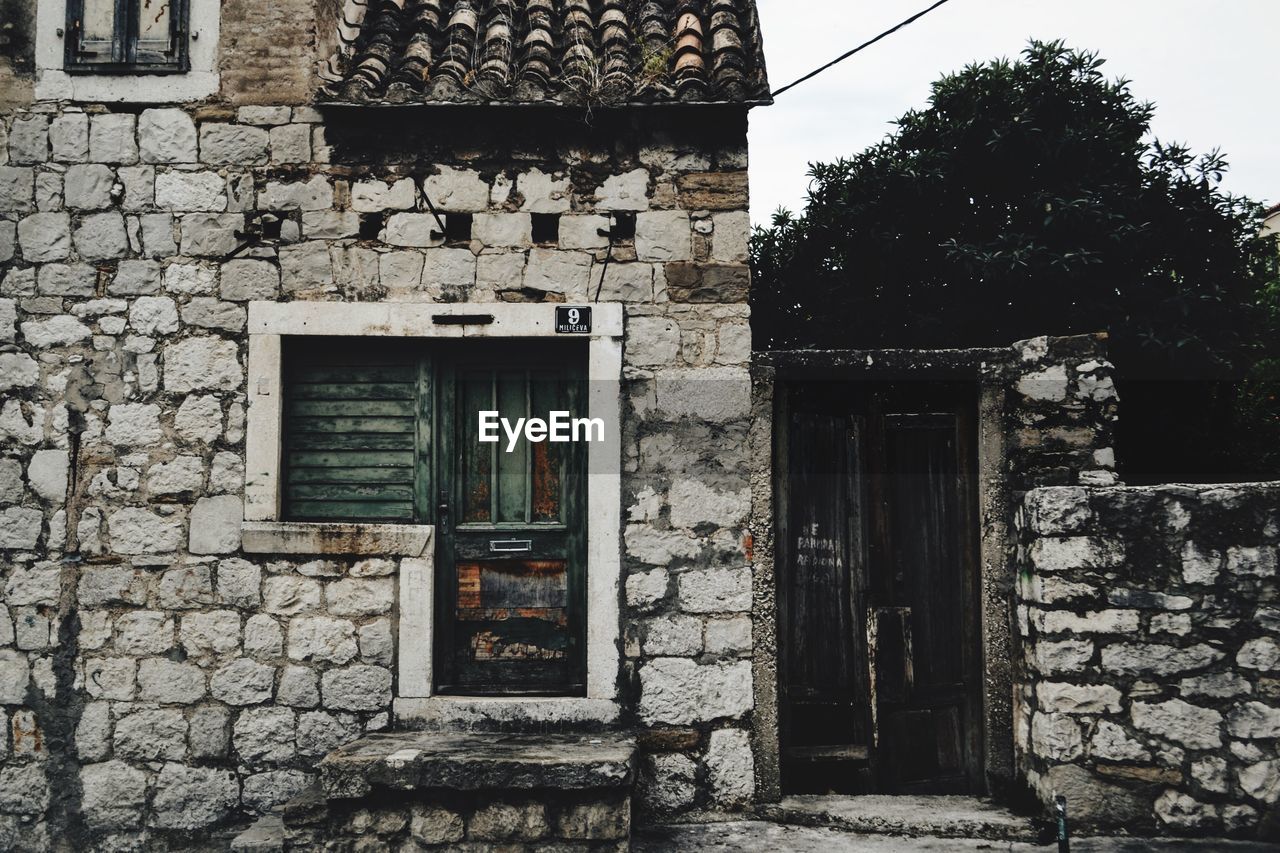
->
[777,381,982,794]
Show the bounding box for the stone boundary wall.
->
[999,334,1118,493]
[1016,482,1280,837]
[0,101,755,849]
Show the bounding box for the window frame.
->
[63,0,191,74]
[241,301,624,723]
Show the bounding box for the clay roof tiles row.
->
[319,0,770,106]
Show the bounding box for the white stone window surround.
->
[242,301,624,721]
[35,0,220,102]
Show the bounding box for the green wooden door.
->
[281,337,589,696]
[434,342,589,696]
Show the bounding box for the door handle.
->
[438,491,449,525]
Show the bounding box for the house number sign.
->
[555,306,592,334]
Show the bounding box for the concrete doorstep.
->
[631,796,1279,852]
[634,821,1280,852]
[757,794,1038,841]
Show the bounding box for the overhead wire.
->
[770,0,959,98]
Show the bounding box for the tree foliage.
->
[751,41,1280,479]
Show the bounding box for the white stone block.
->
[321,664,392,711]
[473,213,532,247]
[710,211,750,263]
[288,615,358,664]
[74,211,130,261]
[382,213,446,248]
[638,658,752,725]
[49,113,89,162]
[155,170,227,211]
[1132,699,1222,749]
[17,212,71,262]
[260,174,333,211]
[151,764,240,830]
[635,211,692,262]
[210,657,274,705]
[138,658,206,703]
[138,109,199,163]
[517,168,571,213]
[596,169,650,211]
[422,167,489,212]
[352,178,416,212]
[558,214,610,250]
[104,402,162,446]
[175,395,224,444]
[107,506,183,554]
[422,247,478,290]
[705,728,755,806]
[88,114,138,164]
[1035,681,1122,714]
[189,494,243,554]
[199,123,269,165]
[180,609,241,656]
[0,353,38,393]
[163,336,242,392]
[63,164,115,210]
[523,248,592,298]
[270,124,312,164]
[677,566,751,614]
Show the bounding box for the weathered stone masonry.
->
[1017,482,1280,835]
[0,102,755,849]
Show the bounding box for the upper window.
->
[65,0,189,73]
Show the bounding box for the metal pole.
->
[1055,795,1070,853]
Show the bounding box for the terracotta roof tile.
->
[319,0,770,106]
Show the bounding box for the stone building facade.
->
[0,1,771,848]
[2,0,1278,849]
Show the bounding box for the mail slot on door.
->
[489,539,533,553]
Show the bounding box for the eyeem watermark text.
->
[479,411,605,452]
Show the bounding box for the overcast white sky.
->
[748,0,1280,225]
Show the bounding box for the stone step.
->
[279,731,637,851]
[757,794,1038,841]
[318,731,636,799]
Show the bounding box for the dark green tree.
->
[751,41,1280,480]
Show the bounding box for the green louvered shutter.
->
[282,345,420,522]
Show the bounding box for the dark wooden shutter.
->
[65,0,189,71]
[282,351,420,523]
[68,0,125,66]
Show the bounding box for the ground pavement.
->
[635,821,1280,852]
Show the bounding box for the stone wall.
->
[0,101,754,849]
[999,334,1119,492]
[1016,482,1280,837]
[620,341,755,816]
[282,787,630,851]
